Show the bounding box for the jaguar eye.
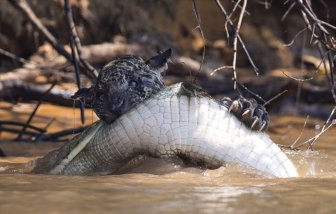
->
[129,80,137,87]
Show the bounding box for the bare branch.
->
[281,2,295,22]
[231,0,247,89]
[64,0,98,78]
[0,120,46,133]
[64,0,86,125]
[214,0,259,79]
[290,0,336,105]
[192,0,206,73]
[8,0,97,82]
[225,0,242,41]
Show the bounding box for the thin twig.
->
[231,0,247,89]
[0,120,45,133]
[210,66,233,76]
[293,121,335,150]
[281,54,325,82]
[237,82,266,103]
[192,0,206,73]
[281,2,295,22]
[65,0,85,125]
[290,115,309,149]
[43,118,55,131]
[288,0,336,106]
[228,0,243,19]
[309,106,336,148]
[292,106,336,150]
[0,48,27,64]
[16,82,56,141]
[283,27,307,47]
[236,81,287,107]
[308,23,315,45]
[297,0,336,32]
[294,29,306,108]
[322,37,334,86]
[263,90,288,106]
[214,0,259,78]
[0,127,39,136]
[225,0,242,41]
[237,34,259,75]
[317,44,336,102]
[64,0,98,78]
[32,118,55,141]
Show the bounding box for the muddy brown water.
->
[0,103,336,213]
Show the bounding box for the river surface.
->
[0,103,336,213]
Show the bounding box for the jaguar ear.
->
[146,48,172,71]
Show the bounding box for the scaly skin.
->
[32,83,298,178]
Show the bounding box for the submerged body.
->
[32,83,298,178]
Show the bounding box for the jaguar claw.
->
[251,118,259,130]
[259,122,267,132]
[242,109,252,118]
[229,100,240,113]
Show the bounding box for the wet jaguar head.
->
[91,49,171,123]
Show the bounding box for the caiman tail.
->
[32,83,298,178]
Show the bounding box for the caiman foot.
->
[221,96,270,132]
